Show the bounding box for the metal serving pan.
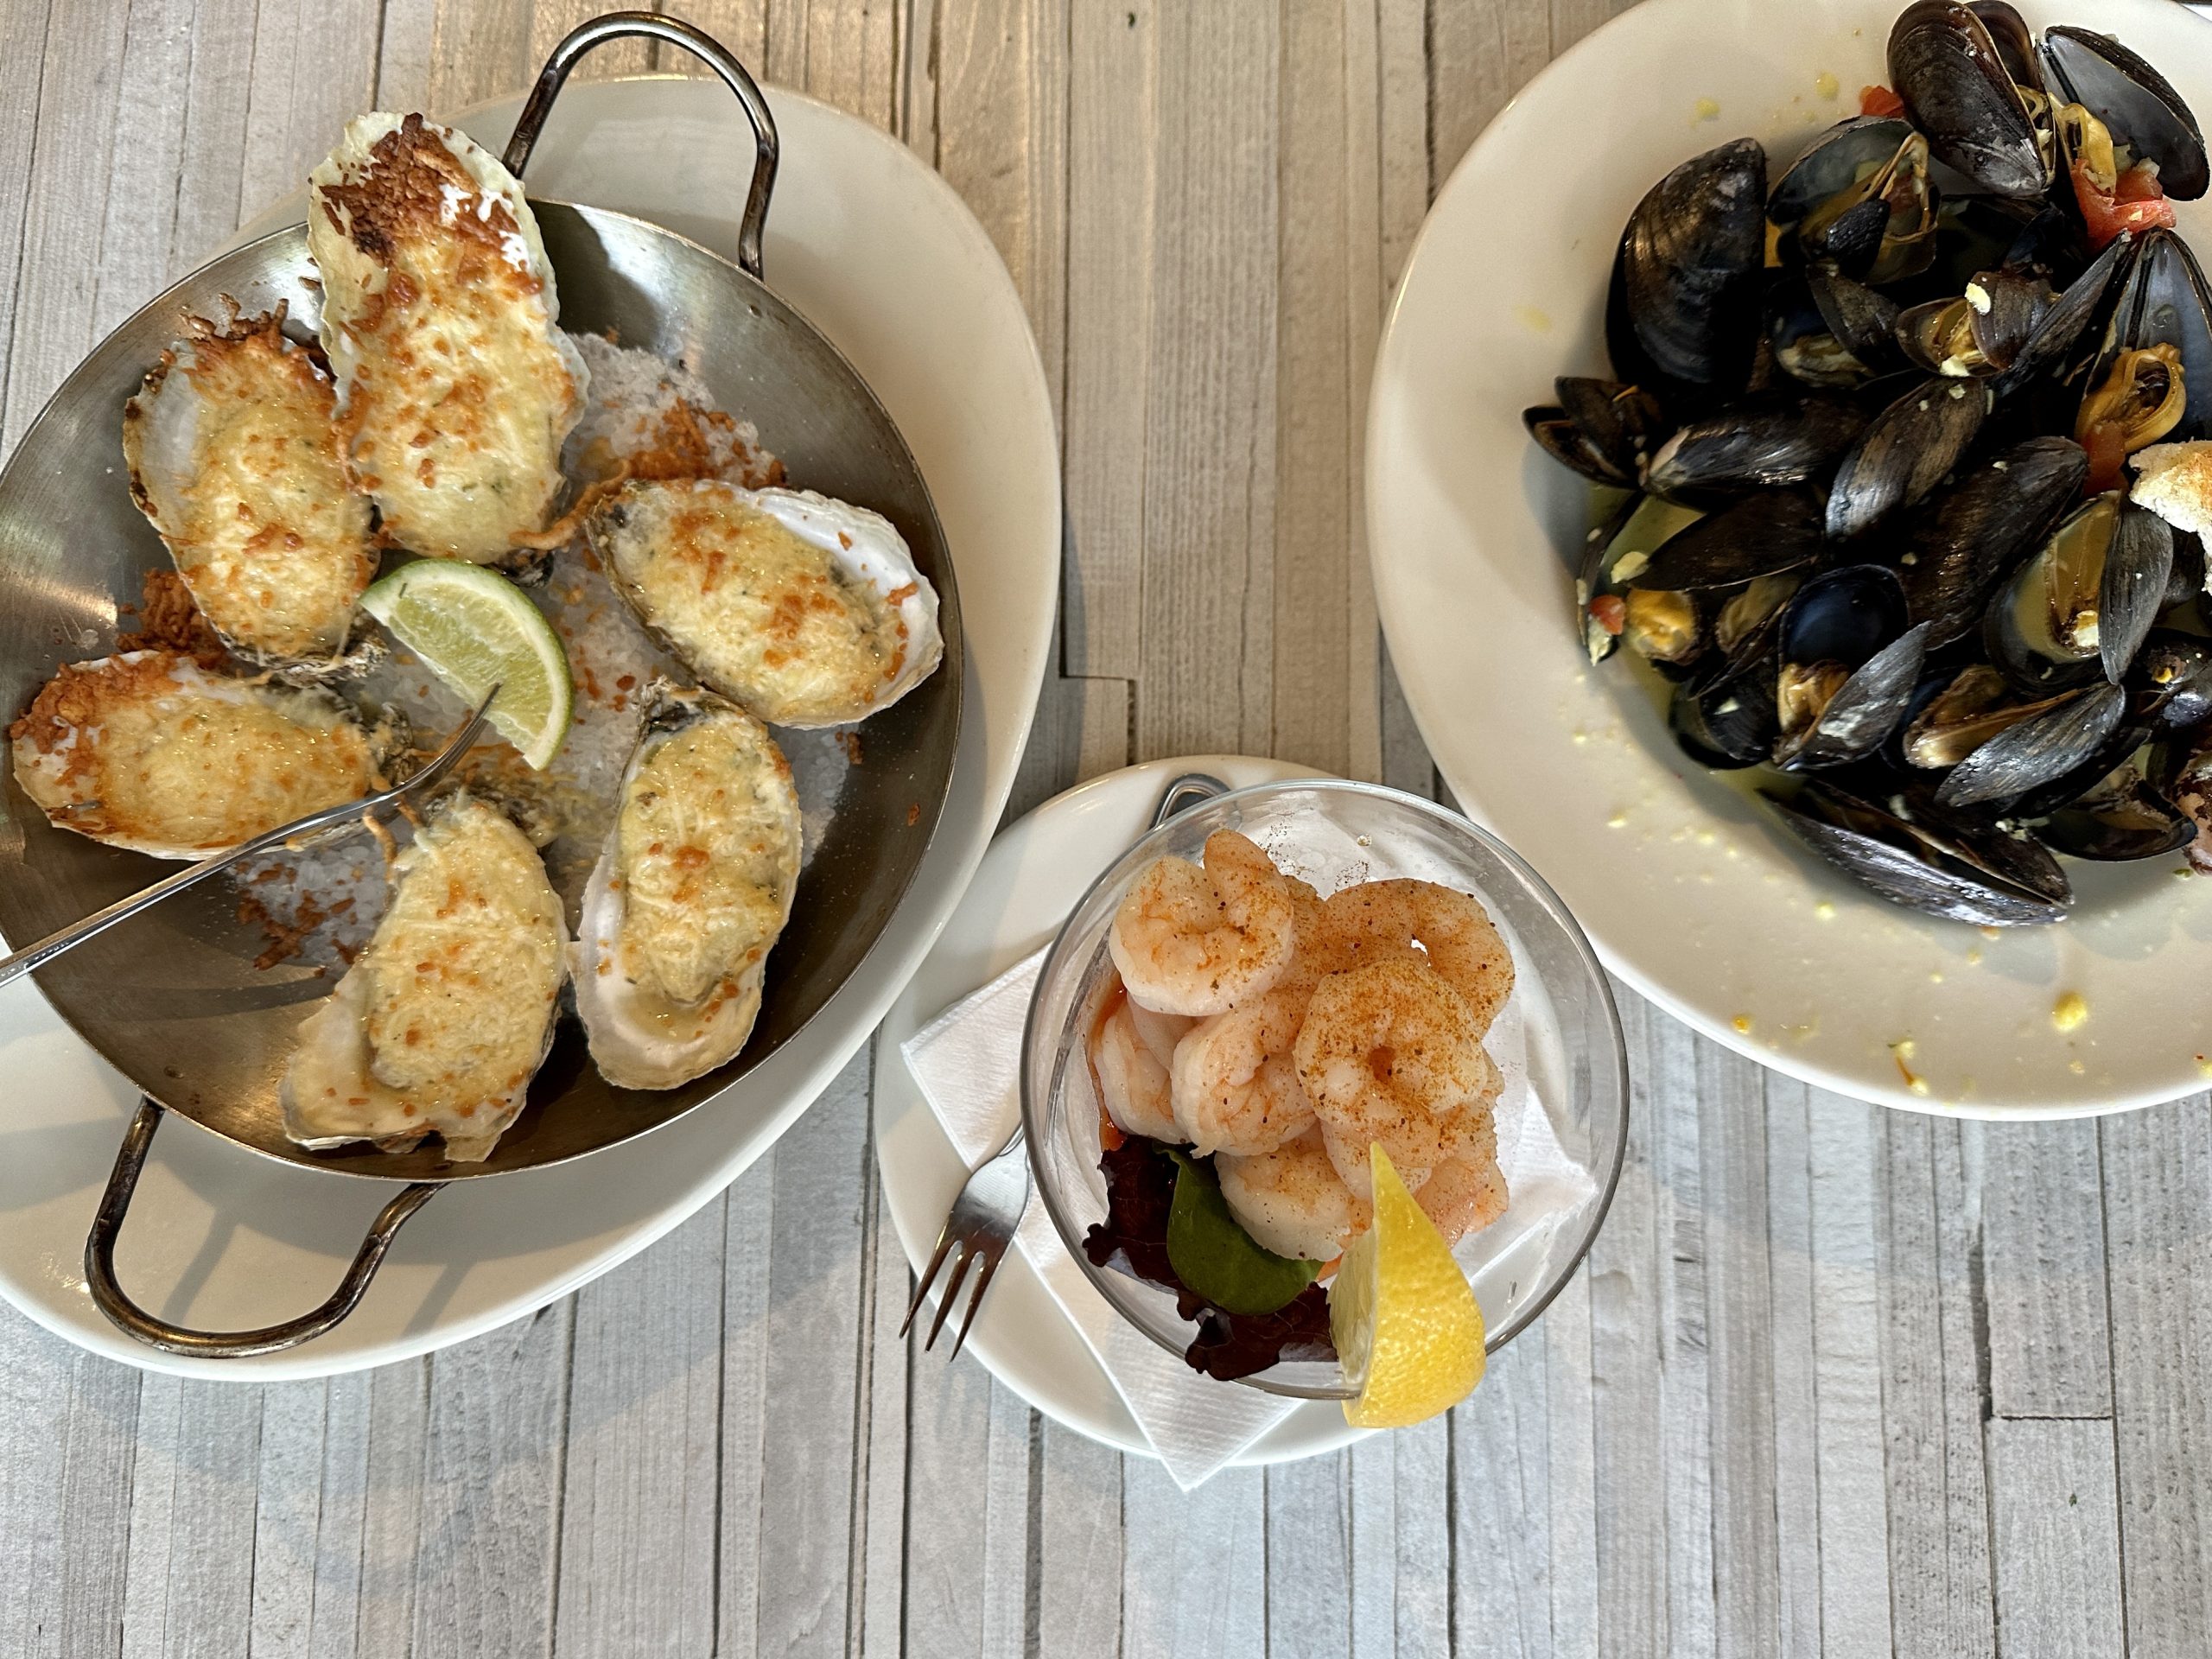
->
[0,12,962,1355]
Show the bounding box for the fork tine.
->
[945,1246,1004,1361]
[400,685,502,799]
[899,1226,959,1338]
[921,1244,976,1351]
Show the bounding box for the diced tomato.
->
[1859,84,1906,119]
[2074,158,2177,251]
[1589,594,1627,635]
[2082,421,2131,495]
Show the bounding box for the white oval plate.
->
[1370,0,2212,1117]
[872,757,1363,1465]
[0,76,1058,1377]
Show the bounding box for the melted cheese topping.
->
[8,652,378,857]
[364,798,567,1096]
[614,711,799,1013]
[596,481,913,726]
[309,115,580,562]
[283,797,566,1160]
[123,315,375,659]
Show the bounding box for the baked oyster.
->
[308,113,587,564]
[586,478,943,728]
[281,792,568,1160]
[9,652,385,858]
[121,305,378,676]
[573,685,802,1089]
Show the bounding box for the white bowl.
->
[1369,0,2212,1116]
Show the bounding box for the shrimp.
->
[1123,999,1195,1071]
[1090,1000,1181,1141]
[1321,1116,1506,1246]
[1315,879,1516,1037]
[1170,987,1317,1155]
[1216,1124,1371,1262]
[1108,830,1300,1016]
[1292,957,1500,1174]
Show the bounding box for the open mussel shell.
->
[1524,377,1669,487]
[1889,2,2050,200]
[1772,567,1928,771]
[2039,25,2208,202]
[2087,228,2212,444]
[2127,629,2212,734]
[1769,118,1940,285]
[1983,493,2172,690]
[2036,760,2195,860]
[1897,436,2087,647]
[1897,269,2058,380]
[1670,623,1782,769]
[1762,777,2069,925]
[1607,138,1768,405]
[1770,271,1897,390]
[1826,376,1989,542]
[1631,489,1822,591]
[1936,680,2127,808]
[1992,229,2133,397]
[1643,395,1864,501]
[1578,494,1702,664]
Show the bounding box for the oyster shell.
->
[9,651,385,858]
[121,305,378,676]
[572,685,802,1090]
[308,112,587,564]
[587,478,944,728]
[281,793,568,1160]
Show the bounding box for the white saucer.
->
[0,76,1058,1378]
[870,757,1365,1465]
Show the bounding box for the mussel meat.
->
[1984,492,2173,689]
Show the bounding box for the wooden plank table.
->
[2,1,2208,1652]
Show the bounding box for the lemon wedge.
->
[361,562,572,768]
[1329,1143,1485,1428]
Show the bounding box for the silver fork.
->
[0,689,499,991]
[900,770,1229,1360]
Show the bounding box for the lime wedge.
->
[361,562,572,769]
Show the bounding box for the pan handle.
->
[84,1097,440,1359]
[502,11,780,280]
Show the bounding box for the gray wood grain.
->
[1987,1416,2124,1659]
[4,3,2211,1655]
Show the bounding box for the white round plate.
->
[872,758,1363,1465]
[0,77,1058,1377]
[1370,0,2212,1117]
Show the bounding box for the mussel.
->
[2126,629,2212,734]
[1888,2,2050,200]
[2036,760,2196,860]
[2077,228,2212,486]
[1763,776,2069,925]
[1771,566,1929,770]
[1578,495,1704,664]
[1643,396,1864,500]
[1523,378,1669,488]
[1895,268,2059,378]
[2041,25,2208,201]
[1608,139,1768,406]
[1897,435,2088,647]
[1936,681,2127,807]
[1826,376,1989,541]
[1769,118,1942,284]
[1983,492,2174,689]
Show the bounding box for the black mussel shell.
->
[1773,566,1924,771]
[1897,436,2088,647]
[2040,26,2208,202]
[2126,629,2212,734]
[1525,377,1669,486]
[1896,270,2057,378]
[1808,263,1906,365]
[1936,681,2127,807]
[1672,637,1782,769]
[1643,395,1864,500]
[1632,489,1823,592]
[2010,720,2152,818]
[1827,377,1990,541]
[1984,493,2170,691]
[1783,563,1910,666]
[1993,229,2132,397]
[1770,274,1881,389]
[1889,2,2050,200]
[1762,778,2069,925]
[2036,761,2195,860]
[2164,532,2206,610]
[1769,118,1940,284]
[1610,140,1760,407]
[2090,228,2212,443]
[1969,3,2044,96]
[1776,623,1931,772]
[1609,139,1768,405]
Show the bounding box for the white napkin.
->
[901,945,1601,1488]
